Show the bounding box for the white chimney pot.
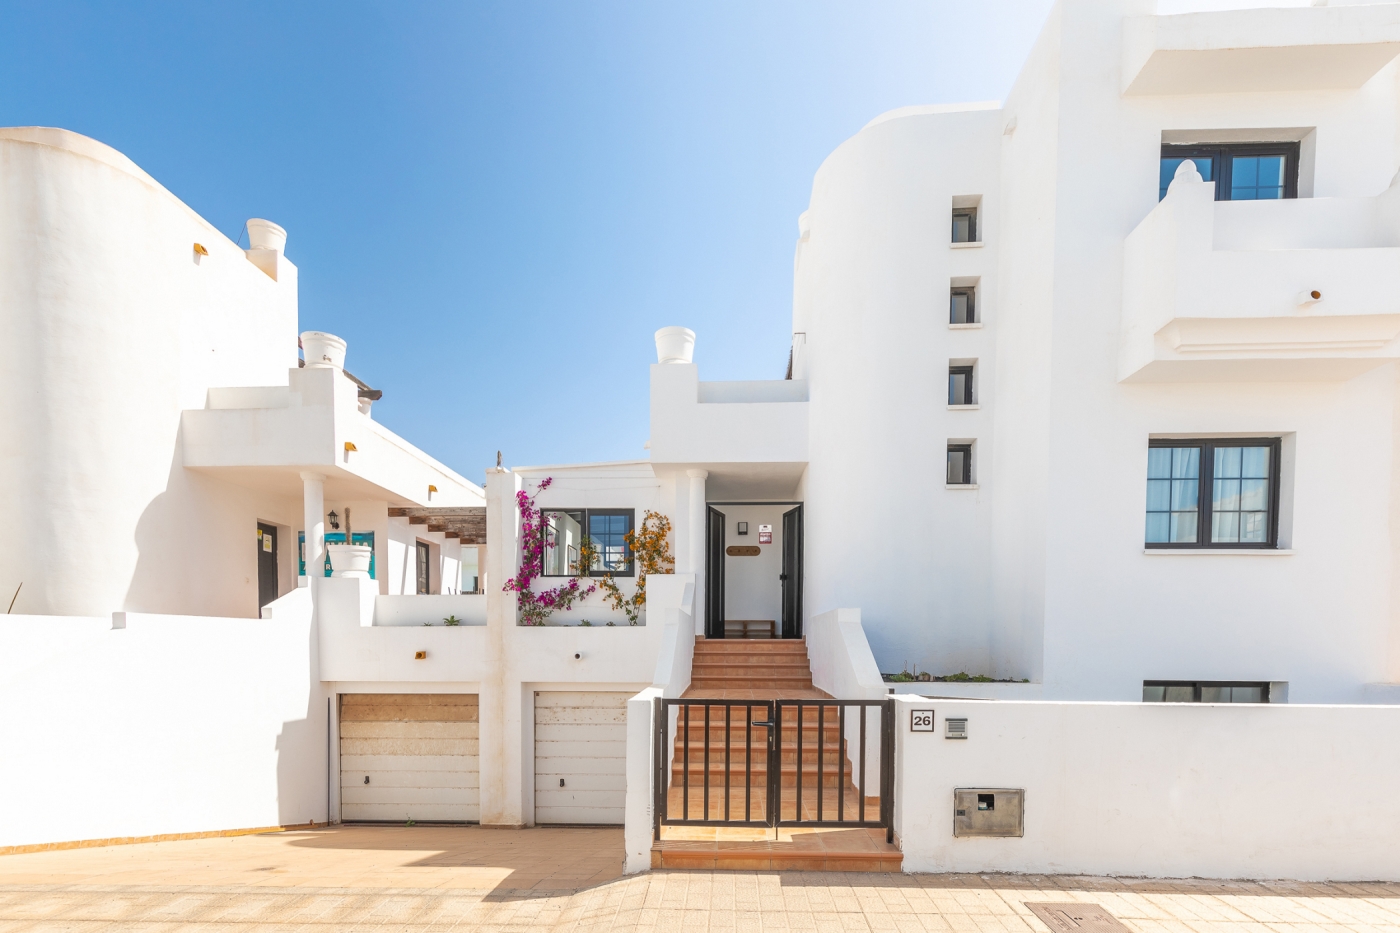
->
[247,218,288,253]
[654,326,696,365]
[301,331,347,370]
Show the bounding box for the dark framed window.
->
[1145,438,1280,548]
[541,508,635,576]
[948,366,974,406]
[947,444,973,485]
[950,287,976,324]
[951,208,977,243]
[1160,143,1299,201]
[1143,681,1269,703]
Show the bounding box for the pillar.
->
[687,469,708,634]
[301,471,325,589]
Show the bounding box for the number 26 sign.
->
[910,709,935,732]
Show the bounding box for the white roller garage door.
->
[340,693,479,822]
[534,691,630,825]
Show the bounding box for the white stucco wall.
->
[893,696,1400,881]
[782,0,1400,700]
[0,127,303,618]
[0,592,327,850]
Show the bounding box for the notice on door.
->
[758,524,772,544]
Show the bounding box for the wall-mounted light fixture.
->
[327,510,340,530]
[344,441,358,453]
[427,484,438,501]
[737,522,749,535]
[193,243,209,256]
[414,650,427,660]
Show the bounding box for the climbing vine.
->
[590,510,674,626]
[502,478,596,625]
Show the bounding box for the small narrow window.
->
[948,365,974,406]
[1145,438,1280,548]
[947,444,973,485]
[415,541,431,595]
[950,286,976,324]
[951,208,977,243]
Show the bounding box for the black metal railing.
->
[654,697,893,842]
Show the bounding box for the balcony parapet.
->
[1119,169,1400,383]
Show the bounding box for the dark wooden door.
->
[416,541,431,594]
[780,505,803,639]
[257,523,278,610]
[705,506,726,638]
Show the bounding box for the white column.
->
[301,471,326,588]
[687,469,708,634]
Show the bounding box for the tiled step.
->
[651,828,901,873]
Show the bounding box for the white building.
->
[4,0,1400,883]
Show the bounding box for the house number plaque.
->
[726,545,761,557]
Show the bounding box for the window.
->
[1143,681,1269,703]
[416,540,431,594]
[1145,439,1280,548]
[947,444,973,485]
[948,365,974,406]
[951,208,977,243]
[1160,143,1299,201]
[950,286,976,324]
[542,508,635,576]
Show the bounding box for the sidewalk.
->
[1,825,1398,931]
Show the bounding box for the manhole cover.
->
[1026,904,1132,933]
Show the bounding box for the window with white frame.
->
[1145,439,1279,548]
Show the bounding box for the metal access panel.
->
[1025,904,1132,933]
[953,787,1024,837]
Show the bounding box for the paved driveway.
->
[2,826,1399,931]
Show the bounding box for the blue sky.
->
[1,1,1053,485]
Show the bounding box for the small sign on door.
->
[911,709,935,732]
[758,524,773,544]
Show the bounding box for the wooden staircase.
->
[651,637,902,872]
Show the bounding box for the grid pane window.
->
[1230,155,1286,200]
[1146,439,1278,548]
[1145,447,1199,543]
[1160,143,1297,201]
[1211,445,1270,543]
[588,512,633,573]
[541,509,634,576]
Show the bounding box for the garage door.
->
[340,693,479,822]
[534,691,630,824]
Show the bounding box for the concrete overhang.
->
[180,365,483,507]
[1123,4,1400,96]
[649,364,809,467]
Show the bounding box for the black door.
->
[416,541,431,594]
[706,506,726,638]
[780,505,803,639]
[257,523,278,610]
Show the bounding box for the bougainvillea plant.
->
[502,478,596,625]
[591,510,674,626]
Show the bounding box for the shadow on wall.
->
[126,429,301,619]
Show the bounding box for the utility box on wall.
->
[953,788,1024,837]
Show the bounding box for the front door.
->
[416,541,431,594]
[257,523,278,610]
[705,506,726,638]
[780,505,803,639]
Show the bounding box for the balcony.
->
[1119,173,1400,383]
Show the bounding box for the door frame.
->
[705,501,805,640]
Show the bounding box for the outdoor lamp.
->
[327,510,340,530]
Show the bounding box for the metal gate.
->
[653,698,894,841]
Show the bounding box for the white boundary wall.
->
[893,696,1400,881]
[0,589,327,849]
